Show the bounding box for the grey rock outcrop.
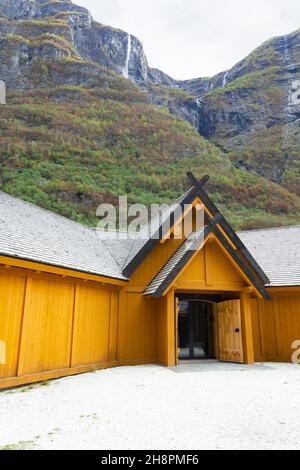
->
[1,0,300,188]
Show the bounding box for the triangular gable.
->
[123,186,198,277]
[144,227,209,296]
[144,229,269,299]
[186,172,270,286]
[125,173,270,300]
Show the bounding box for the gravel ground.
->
[0,362,299,450]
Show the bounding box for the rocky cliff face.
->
[163,29,300,195]
[0,0,174,86]
[0,0,300,198]
[193,30,300,194]
[0,0,198,125]
[196,31,300,138]
[0,0,146,85]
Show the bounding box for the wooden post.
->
[240,290,255,364]
[166,289,176,367]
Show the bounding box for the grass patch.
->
[0,440,36,451]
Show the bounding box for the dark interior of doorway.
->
[178,296,216,361]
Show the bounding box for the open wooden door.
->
[217,300,244,364]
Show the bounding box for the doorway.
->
[178,300,214,360]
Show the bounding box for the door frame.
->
[170,290,255,366]
[177,299,215,361]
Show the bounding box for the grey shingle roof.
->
[100,232,138,269]
[144,224,300,295]
[0,189,299,289]
[122,187,197,275]
[0,191,126,281]
[239,226,300,287]
[144,227,208,296]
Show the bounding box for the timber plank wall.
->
[251,292,300,362]
[0,268,119,389]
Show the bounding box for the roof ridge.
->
[122,186,196,273]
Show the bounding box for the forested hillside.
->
[1,0,300,229]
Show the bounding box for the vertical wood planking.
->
[250,298,263,361]
[250,293,300,362]
[118,292,159,364]
[0,273,26,379]
[157,296,167,365]
[240,291,254,364]
[71,285,111,367]
[174,296,179,366]
[0,268,120,388]
[109,290,119,362]
[217,300,244,364]
[165,289,176,367]
[276,294,300,362]
[18,278,75,376]
[212,304,220,360]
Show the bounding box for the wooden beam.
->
[0,255,127,287]
[240,290,255,364]
[208,223,271,300]
[244,286,254,294]
[200,175,210,187]
[123,186,199,277]
[166,289,176,367]
[186,172,270,285]
[153,226,211,297]
[0,361,119,390]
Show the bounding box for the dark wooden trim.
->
[187,172,270,285]
[123,186,198,277]
[124,172,270,295]
[195,174,210,187]
[149,226,211,297]
[145,220,270,300]
[206,220,271,300]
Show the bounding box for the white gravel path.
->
[0,362,299,450]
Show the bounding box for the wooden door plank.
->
[217,300,244,364]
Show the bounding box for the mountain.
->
[193,31,300,197]
[0,0,300,230]
[0,0,199,127]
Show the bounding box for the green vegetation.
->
[0,440,36,450]
[200,29,300,202]
[1,81,300,230]
[211,66,282,95]
[227,123,300,199]
[0,8,299,231]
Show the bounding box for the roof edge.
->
[0,254,128,286]
[123,186,198,278]
[144,226,210,297]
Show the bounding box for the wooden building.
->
[0,174,299,389]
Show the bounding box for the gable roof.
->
[121,174,270,290]
[239,226,300,287]
[144,227,209,297]
[0,181,299,292]
[186,172,270,286]
[0,191,126,281]
[101,233,138,269]
[143,224,271,299]
[121,173,271,299]
[122,186,198,276]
